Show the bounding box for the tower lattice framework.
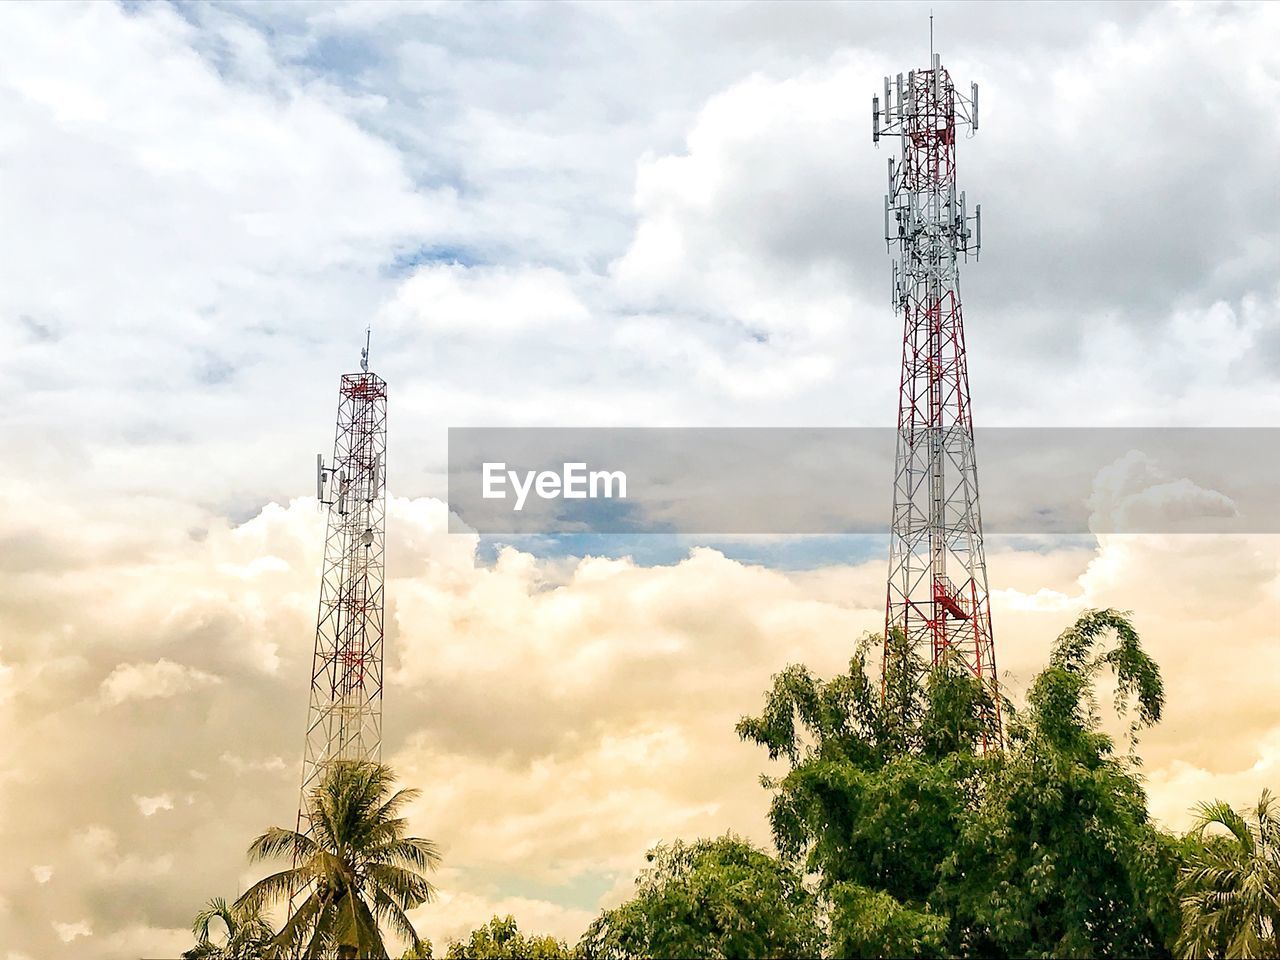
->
[873,53,999,737]
[297,342,387,833]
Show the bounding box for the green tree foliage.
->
[578,835,822,959]
[444,915,572,959]
[1176,789,1280,959]
[736,631,990,917]
[738,610,1181,958]
[234,760,440,959]
[400,938,435,959]
[941,609,1178,958]
[827,883,948,959]
[181,896,274,959]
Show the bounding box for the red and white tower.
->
[297,332,387,831]
[873,54,999,736]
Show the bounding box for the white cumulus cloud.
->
[99,660,221,706]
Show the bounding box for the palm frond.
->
[268,889,324,956]
[1179,790,1280,960]
[1254,788,1280,853]
[235,867,310,914]
[301,915,339,960]
[367,862,438,909]
[1193,799,1256,854]
[369,882,423,948]
[367,836,442,875]
[247,825,322,865]
[347,889,389,958]
[363,816,414,849]
[368,786,422,828]
[191,896,233,941]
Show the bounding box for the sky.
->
[0,1,1278,956]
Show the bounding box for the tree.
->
[827,883,948,959]
[736,629,990,946]
[1176,789,1280,959]
[939,609,1179,958]
[739,610,1182,958]
[444,915,572,959]
[400,938,435,959]
[578,836,822,959]
[234,760,441,959]
[182,897,274,959]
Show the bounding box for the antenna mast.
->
[298,337,388,825]
[872,43,998,744]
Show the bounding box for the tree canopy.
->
[732,609,1183,958]
[578,835,822,960]
[444,915,572,959]
[234,760,440,959]
[1177,789,1280,959]
[181,896,274,960]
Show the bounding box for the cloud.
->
[51,921,91,944]
[100,660,222,706]
[1,492,1277,959]
[0,3,1277,958]
[1146,725,1280,828]
[1088,451,1238,533]
[382,263,591,335]
[219,752,288,777]
[133,795,174,818]
[2,0,1274,536]
[72,825,174,882]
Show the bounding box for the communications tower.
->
[296,332,388,831]
[872,52,999,737]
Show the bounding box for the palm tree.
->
[1177,788,1280,959]
[234,760,441,958]
[182,896,274,959]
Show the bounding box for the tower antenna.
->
[872,48,998,746]
[296,344,388,839]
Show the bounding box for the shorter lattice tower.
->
[296,332,387,832]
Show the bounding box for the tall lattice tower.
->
[873,52,999,737]
[297,333,387,830]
